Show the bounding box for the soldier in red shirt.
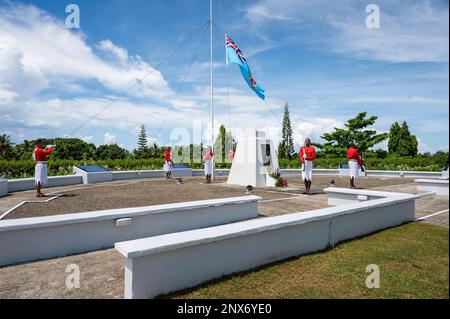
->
[33,139,54,197]
[299,138,316,195]
[347,142,363,189]
[163,147,173,179]
[203,147,214,183]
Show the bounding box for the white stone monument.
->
[227,131,279,187]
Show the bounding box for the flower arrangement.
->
[269,168,288,187]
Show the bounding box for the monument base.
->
[227,131,279,187]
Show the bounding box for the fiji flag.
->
[225,35,265,100]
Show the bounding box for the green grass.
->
[169,222,449,299]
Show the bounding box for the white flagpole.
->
[210,0,215,181]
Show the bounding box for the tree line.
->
[277,102,441,160]
[0,107,447,165]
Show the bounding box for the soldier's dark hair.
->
[35,139,43,145]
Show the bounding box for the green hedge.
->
[279,156,446,171]
[0,156,447,179]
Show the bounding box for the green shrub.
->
[0,155,447,179]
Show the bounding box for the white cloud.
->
[103,132,116,145]
[0,3,171,100]
[346,95,448,106]
[292,117,344,148]
[242,0,449,63]
[98,40,129,62]
[147,136,159,145]
[419,119,450,133]
[243,3,292,24]
[0,86,17,105]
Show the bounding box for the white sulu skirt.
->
[204,160,213,175]
[348,160,359,179]
[35,163,48,186]
[164,160,173,172]
[302,160,313,181]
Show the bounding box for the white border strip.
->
[415,209,449,221]
[0,194,62,220]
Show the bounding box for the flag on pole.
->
[225,35,265,100]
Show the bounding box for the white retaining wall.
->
[7,175,83,193]
[112,170,166,180]
[323,188,404,205]
[415,179,449,196]
[73,166,113,184]
[0,196,260,267]
[0,179,7,197]
[2,168,442,194]
[115,189,415,299]
[192,169,230,177]
[365,170,442,179]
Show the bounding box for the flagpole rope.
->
[263,99,283,125]
[154,23,210,139]
[67,21,210,137]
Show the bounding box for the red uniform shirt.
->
[299,146,316,163]
[203,150,214,161]
[34,146,53,162]
[164,150,171,161]
[347,146,363,166]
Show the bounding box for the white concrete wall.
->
[366,170,442,179]
[415,179,449,196]
[0,196,260,267]
[283,169,440,179]
[112,170,166,180]
[3,168,442,193]
[442,170,449,179]
[115,191,415,299]
[170,168,193,177]
[323,188,403,206]
[339,167,363,177]
[73,166,113,184]
[0,179,7,197]
[192,169,230,177]
[7,175,83,193]
[196,169,443,179]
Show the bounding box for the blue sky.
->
[0,0,448,152]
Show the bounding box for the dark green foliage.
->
[388,121,418,156]
[95,144,129,160]
[1,154,447,179]
[214,125,235,164]
[134,124,149,158]
[281,102,295,159]
[315,112,388,157]
[49,138,96,160]
[277,154,448,172]
[0,134,14,159]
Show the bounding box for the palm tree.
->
[0,134,13,159]
[15,139,34,160]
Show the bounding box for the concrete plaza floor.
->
[0,174,447,298]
